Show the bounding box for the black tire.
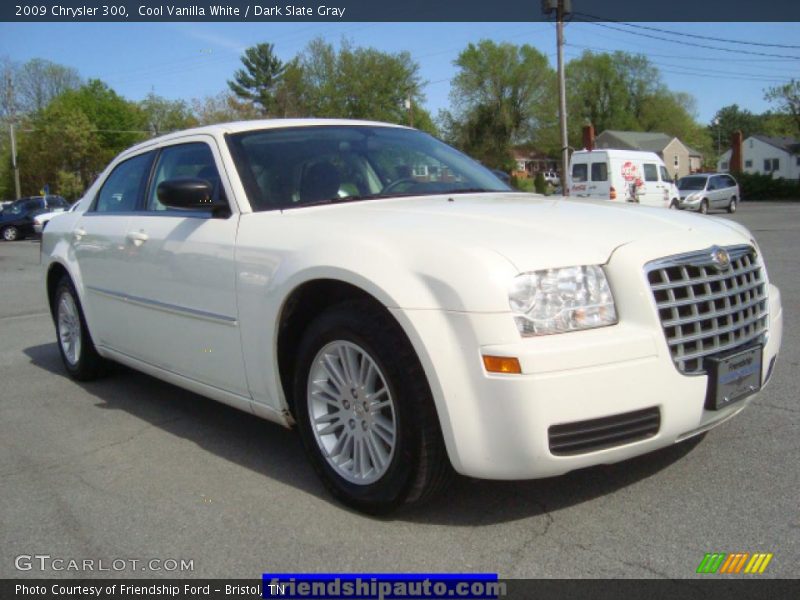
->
[728,197,737,213]
[669,199,679,209]
[293,299,452,514]
[699,199,709,215]
[2,225,20,241]
[53,276,108,381]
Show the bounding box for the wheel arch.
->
[276,278,411,417]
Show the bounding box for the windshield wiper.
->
[441,187,503,195]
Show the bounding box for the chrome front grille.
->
[646,245,768,375]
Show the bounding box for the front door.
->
[111,138,248,397]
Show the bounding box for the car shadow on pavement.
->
[25,342,704,526]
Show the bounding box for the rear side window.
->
[147,143,223,211]
[590,162,608,182]
[643,164,658,182]
[94,153,154,213]
[571,163,588,183]
[723,176,737,188]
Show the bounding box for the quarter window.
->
[643,164,658,182]
[147,143,224,211]
[93,153,153,213]
[590,162,607,182]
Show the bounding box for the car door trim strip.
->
[86,285,238,326]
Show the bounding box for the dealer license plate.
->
[705,345,762,410]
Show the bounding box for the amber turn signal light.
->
[482,355,522,374]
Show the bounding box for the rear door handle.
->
[126,230,149,246]
[72,228,86,241]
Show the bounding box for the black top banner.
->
[2,0,800,22]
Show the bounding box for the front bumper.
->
[390,247,783,480]
[678,196,702,209]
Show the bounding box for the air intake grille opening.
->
[646,246,768,375]
[548,407,661,456]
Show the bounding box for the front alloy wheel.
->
[293,300,452,514]
[307,340,396,485]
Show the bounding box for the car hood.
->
[282,192,750,271]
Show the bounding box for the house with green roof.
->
[594,130,703,178]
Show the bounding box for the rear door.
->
[570,159,590,197]
[73,151,154,351]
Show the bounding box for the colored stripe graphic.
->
[697,552,773,574]
[744,553,773,574]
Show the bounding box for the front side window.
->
[227,126,510,211]
[659,166,671,182]
[94,153,154,213]
[571,163,588,183]
[590,162,607,182]
[147,143,223,211]
[643,164,658,182]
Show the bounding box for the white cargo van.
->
[568,149,680,208]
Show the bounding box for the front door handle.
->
[72,228,86,242]
[126,230,149,246]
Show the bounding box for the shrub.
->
[534,172,547,194]
[735,172,800,200]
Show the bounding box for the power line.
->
[565,42,800,65]
[574,19,800,61]
[573,13,800,50]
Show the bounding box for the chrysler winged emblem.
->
[710,246,731,271]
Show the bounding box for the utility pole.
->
[556,0,570,195]
[10,122,20,199]
[5,71,21,199]
[405,95,414,128]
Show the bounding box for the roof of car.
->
[120,118,410,158]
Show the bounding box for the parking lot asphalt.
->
[0,201,797,580]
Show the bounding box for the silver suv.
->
[677,173,740,214]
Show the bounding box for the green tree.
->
[16,79,145,197]
[444,40,556,168]
[764,79,800,136]
[279,38,431,129]
[191,91,261,125]
[139,92,197,135]
[228,43,286,116]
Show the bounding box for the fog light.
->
[482,355,522,374]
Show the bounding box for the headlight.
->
[508,265,617,336]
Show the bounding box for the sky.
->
[1,21,798,126]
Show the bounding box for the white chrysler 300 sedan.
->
[43,120,783,513]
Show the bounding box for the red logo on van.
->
[621,161,638,181]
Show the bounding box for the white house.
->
[717,135,800,179]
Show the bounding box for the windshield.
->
[677,176,708,191]
[226,125,512,211]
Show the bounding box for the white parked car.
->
[42,120,783,513]
[33,201,79,234]
[677,173,740,214]
[569,149,680,208]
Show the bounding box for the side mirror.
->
[156,178,228,214]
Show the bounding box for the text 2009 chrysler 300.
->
[43,120,783,513]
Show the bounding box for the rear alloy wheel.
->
[728,197,737,213]
[293,300,452,514]
[2,225,19,241]
[699,199,709,215]
[54,276,107,381]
